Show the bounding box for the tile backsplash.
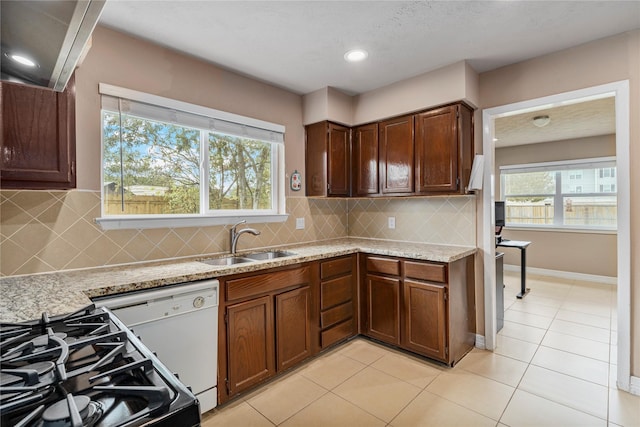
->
[347,196,476,245]
[0,190,475,277]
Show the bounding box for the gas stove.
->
[0,305,200,427]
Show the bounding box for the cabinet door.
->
[0,76,76,189]
[305,121,328,196]
[365,274,401,345]
[415,105,458,193]
[327,123,350,196]
[379,114,414,194]
[402,280,447,361]
[227,295,275,396]
[352,123,379,195]
[276,286,311,371]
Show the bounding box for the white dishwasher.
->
[95,279,219,414]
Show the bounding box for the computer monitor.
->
[495,201,506,227]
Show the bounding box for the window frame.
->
[500,156,617,232]
[96,84,288,230]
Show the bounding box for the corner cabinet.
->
[415,103,474,194]
[361,253,475,366]
[0,76,76,189]
[305,121,350,197]
[219,265,315,402]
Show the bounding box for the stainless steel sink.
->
[199,256,253,266]
[244,250,296,261]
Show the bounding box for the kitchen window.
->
[500,157,617,230]
[97,84,286,230]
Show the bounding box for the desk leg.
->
[516,247,530,299]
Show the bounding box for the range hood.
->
[1,0,105,91]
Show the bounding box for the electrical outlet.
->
[388,216,396,229]
[296,217,305,230]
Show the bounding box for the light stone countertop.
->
[0,238,476,323]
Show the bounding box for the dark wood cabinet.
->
[352,123,379,196]
[220,265,314,402]
[226,296,274,396]
[304,101,474,198]
[361,254,475,365]
[402,280,446,360]
[1,76,76,189]
[318,255,357,349]
[379,114,414,194]
[305,121,350,197]
[365,274,401,345]
[276,286,311,371]
[415,103,474,194]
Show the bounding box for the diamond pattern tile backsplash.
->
[347,196,476,245]
[0,190,475,277]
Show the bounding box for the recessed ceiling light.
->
[344,49,368,62]
[10,54,37,67]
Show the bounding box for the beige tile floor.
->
[202,272,639,426]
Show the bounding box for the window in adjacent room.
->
[98,84,286,230]
[500,157,617,230]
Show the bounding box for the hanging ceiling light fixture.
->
[532,115,551,127]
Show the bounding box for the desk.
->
[497,239,531,299]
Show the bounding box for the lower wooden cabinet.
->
[318,255,357,349]
[226,295,274,396]
[402,280,446,360]
[276,286,311,371]
[365,274,400,345]
[361,253,475,365]
[220,265,313,403]
[220,252,475,405]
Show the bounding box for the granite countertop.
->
[0,238,476,323]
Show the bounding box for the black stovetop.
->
[0,305,200,427]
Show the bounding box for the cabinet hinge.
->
[224,313,229,324]
[445,346,449,356]
[225,378,230,394]
[444,290,448,301]
[456,177,460,187]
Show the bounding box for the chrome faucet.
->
[230,220,260,254]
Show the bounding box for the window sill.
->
[96,214,289,230]
[503,225,617,235]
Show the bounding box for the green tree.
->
[503,171,554,202]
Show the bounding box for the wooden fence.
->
[507,204,617,226]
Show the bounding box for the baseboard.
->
[474,334,485,349]
[629,376,640,396]
[503,264,617,285]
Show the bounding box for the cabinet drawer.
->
[321,319,353,348]
[321,301,353,329]
[226,266,311,301]
[320,276,352,310]
[320,256,352,280]
[366,256,400,276]
[404,261,446,283]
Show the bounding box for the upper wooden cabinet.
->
[305,121,350,197]
[0,76,76,189]
[352,123,379,196]
[303,101,474,198]
[415,103,474,194]
[379,114,414,195]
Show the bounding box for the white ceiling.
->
[98,0,640,96]
[494,97,616,147]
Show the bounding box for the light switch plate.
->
[296,217,305,229]
[388,216,396,229]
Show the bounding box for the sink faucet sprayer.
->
[230,220,260,254]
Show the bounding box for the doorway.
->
[481,81,631,392]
